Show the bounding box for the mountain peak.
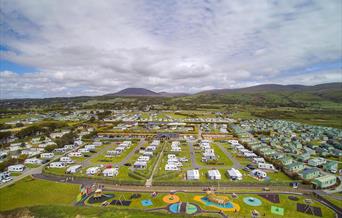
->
[106,88,161,96]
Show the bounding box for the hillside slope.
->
[105,88,161,96]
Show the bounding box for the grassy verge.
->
[0,176,79,211]
[1,205,199,218]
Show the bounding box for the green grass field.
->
[1,205,217,218]
[0,176,79,212]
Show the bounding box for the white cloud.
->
[0,0,341,98]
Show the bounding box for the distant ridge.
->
[196,83,342,95]
[158,92,189,97]
[103,83,341,97]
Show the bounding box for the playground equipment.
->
[301,199,316,215]
[251,209,260,218]
[243,197,262,206]
[76,184,95,205]
[94,189,103,199]
[163,194,180,204]
[193,191,240,212]
[110,194,132,206]
[206,191,229,205]
[101,201,110,207]
[141,199,153,206]
[168,202,199,215]
[271,206,284,216]
[231,193,238,199]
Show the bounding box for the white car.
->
[2,177,13,183]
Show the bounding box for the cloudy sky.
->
[0,0,341,98]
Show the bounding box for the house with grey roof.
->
[299,168,320,180]
[286,162,305,172]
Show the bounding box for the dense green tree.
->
[0,131,11,142]
[15,123,24,128]
[0,123,12,130]
[54,132,76,147]
[44,144,58,152]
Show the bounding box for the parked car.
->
[1,175,13,183]
[247,164,256,170]
[262,187,270,191]
[243,167,251,171]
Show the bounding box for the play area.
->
[163,194,180,204]
[243,197,262,206]
[297,199,323,217]
[141,199,153,207]
[168,202,200,215]
[258,194,280,203]
[71,183,334,218]
[271,206,285,216]
[193,191,240,212]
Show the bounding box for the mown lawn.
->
[0,176,79,211]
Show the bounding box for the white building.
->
[165,164,180,171]
[115,147,125,154]
[86,167,101,175]
[66,165,82,173]
[60,156,74,164]
[137,156,150,162]
[21,150,41,157]
[187,169,200,180]
[24,158,43,165]
[68,152,82,157]
[167,159,183,167]
[8,164,25,172]
[227,168,242,180]
[106,150,120,156]
[208,169,221,180]
[202,149,217,162]
[146,145,157,151]
[253,157,265,164]
[9,143,22,152]
[171,146,181,152]
[54,148,66,153]
[103,168,119,177]
[133,161,147,169]
[85,144,96,151]
[93,141,103,146]
[50,162,66,168]
[64,144,75,150]
[78,148,89,153]
[151,140,160,146]
[228,140,240,145]
[250,169,267,178]
[258,163,276,170]
[143,151,153,157]
[41,153,54,159]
